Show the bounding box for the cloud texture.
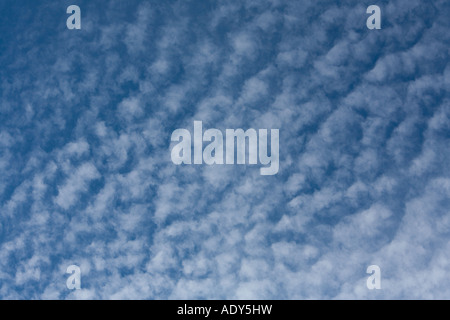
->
[0,0,449,299]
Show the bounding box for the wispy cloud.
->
[0,0,449,299]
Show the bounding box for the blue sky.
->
[0,0,449,299]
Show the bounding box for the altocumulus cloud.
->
[0,0,449,299]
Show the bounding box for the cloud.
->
[55,162,100,210]
[0,0,448,300]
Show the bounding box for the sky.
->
[0,0,449,300]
